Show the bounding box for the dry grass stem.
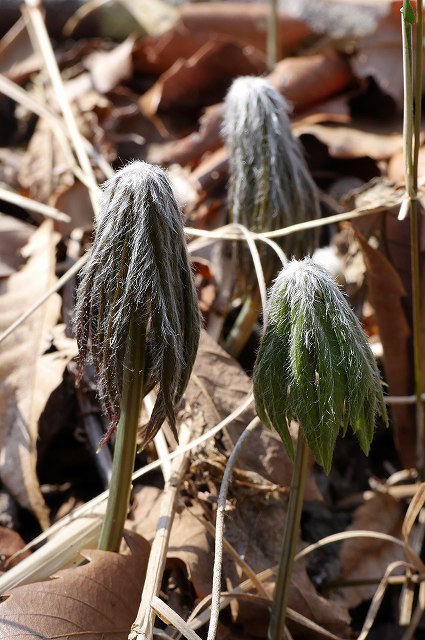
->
[151,596,203,640]
[0,185,70,222]
[129,421,195,640]
[23,0,101,216]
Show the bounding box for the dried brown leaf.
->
[133,4,311,76]
[179,3,312,58]
[0,222,61,527]
[139,39,266,117]
[0,526,31,572]
[0,213,33,278]
[186,331,321,498]
[268,51,355,112]
[0,532,150,639]
[352,221,415,467]
[351,1,403,107]
[340,493,405,608]
[19,118,74,206]
[295,120,403,160]
[84,36,135,94]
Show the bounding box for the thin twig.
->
[130,421,196,640]
[207,416,261,640]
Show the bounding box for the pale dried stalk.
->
[0,185,70,222]
[295,530,425,572]
[151,596,203,640]
[129,421,195,640]
[207,417,261,640]
[23,0,101,217]
[357,561,416,640]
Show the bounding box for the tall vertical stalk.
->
[98,319,145,552]
[267,0,279,70]
[268,433,309,640]
[401,0,424,476]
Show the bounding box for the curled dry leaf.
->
[268,51,355,112]
[139,39,266,117]
[339,493,406,608]
[0,531,151,639]
[0,222,61,528]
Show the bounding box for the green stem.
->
[224,289,262,358]
[402,1,424,476]
[98,318,146,552]
[268,433,309,640]
[413,0,424,478]
[267,0,279,70]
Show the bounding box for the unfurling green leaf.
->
[253,258,388,473]
[74,161,201,447]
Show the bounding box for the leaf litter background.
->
[0,0,425,639]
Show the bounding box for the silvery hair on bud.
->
[74,161,201,447]
[253,258,388,473]
[223,76,320,287]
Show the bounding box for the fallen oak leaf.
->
[0,531,150,639]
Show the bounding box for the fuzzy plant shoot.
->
[74,161,200,552]
[222,76,320,356]
[253,258,387,639]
